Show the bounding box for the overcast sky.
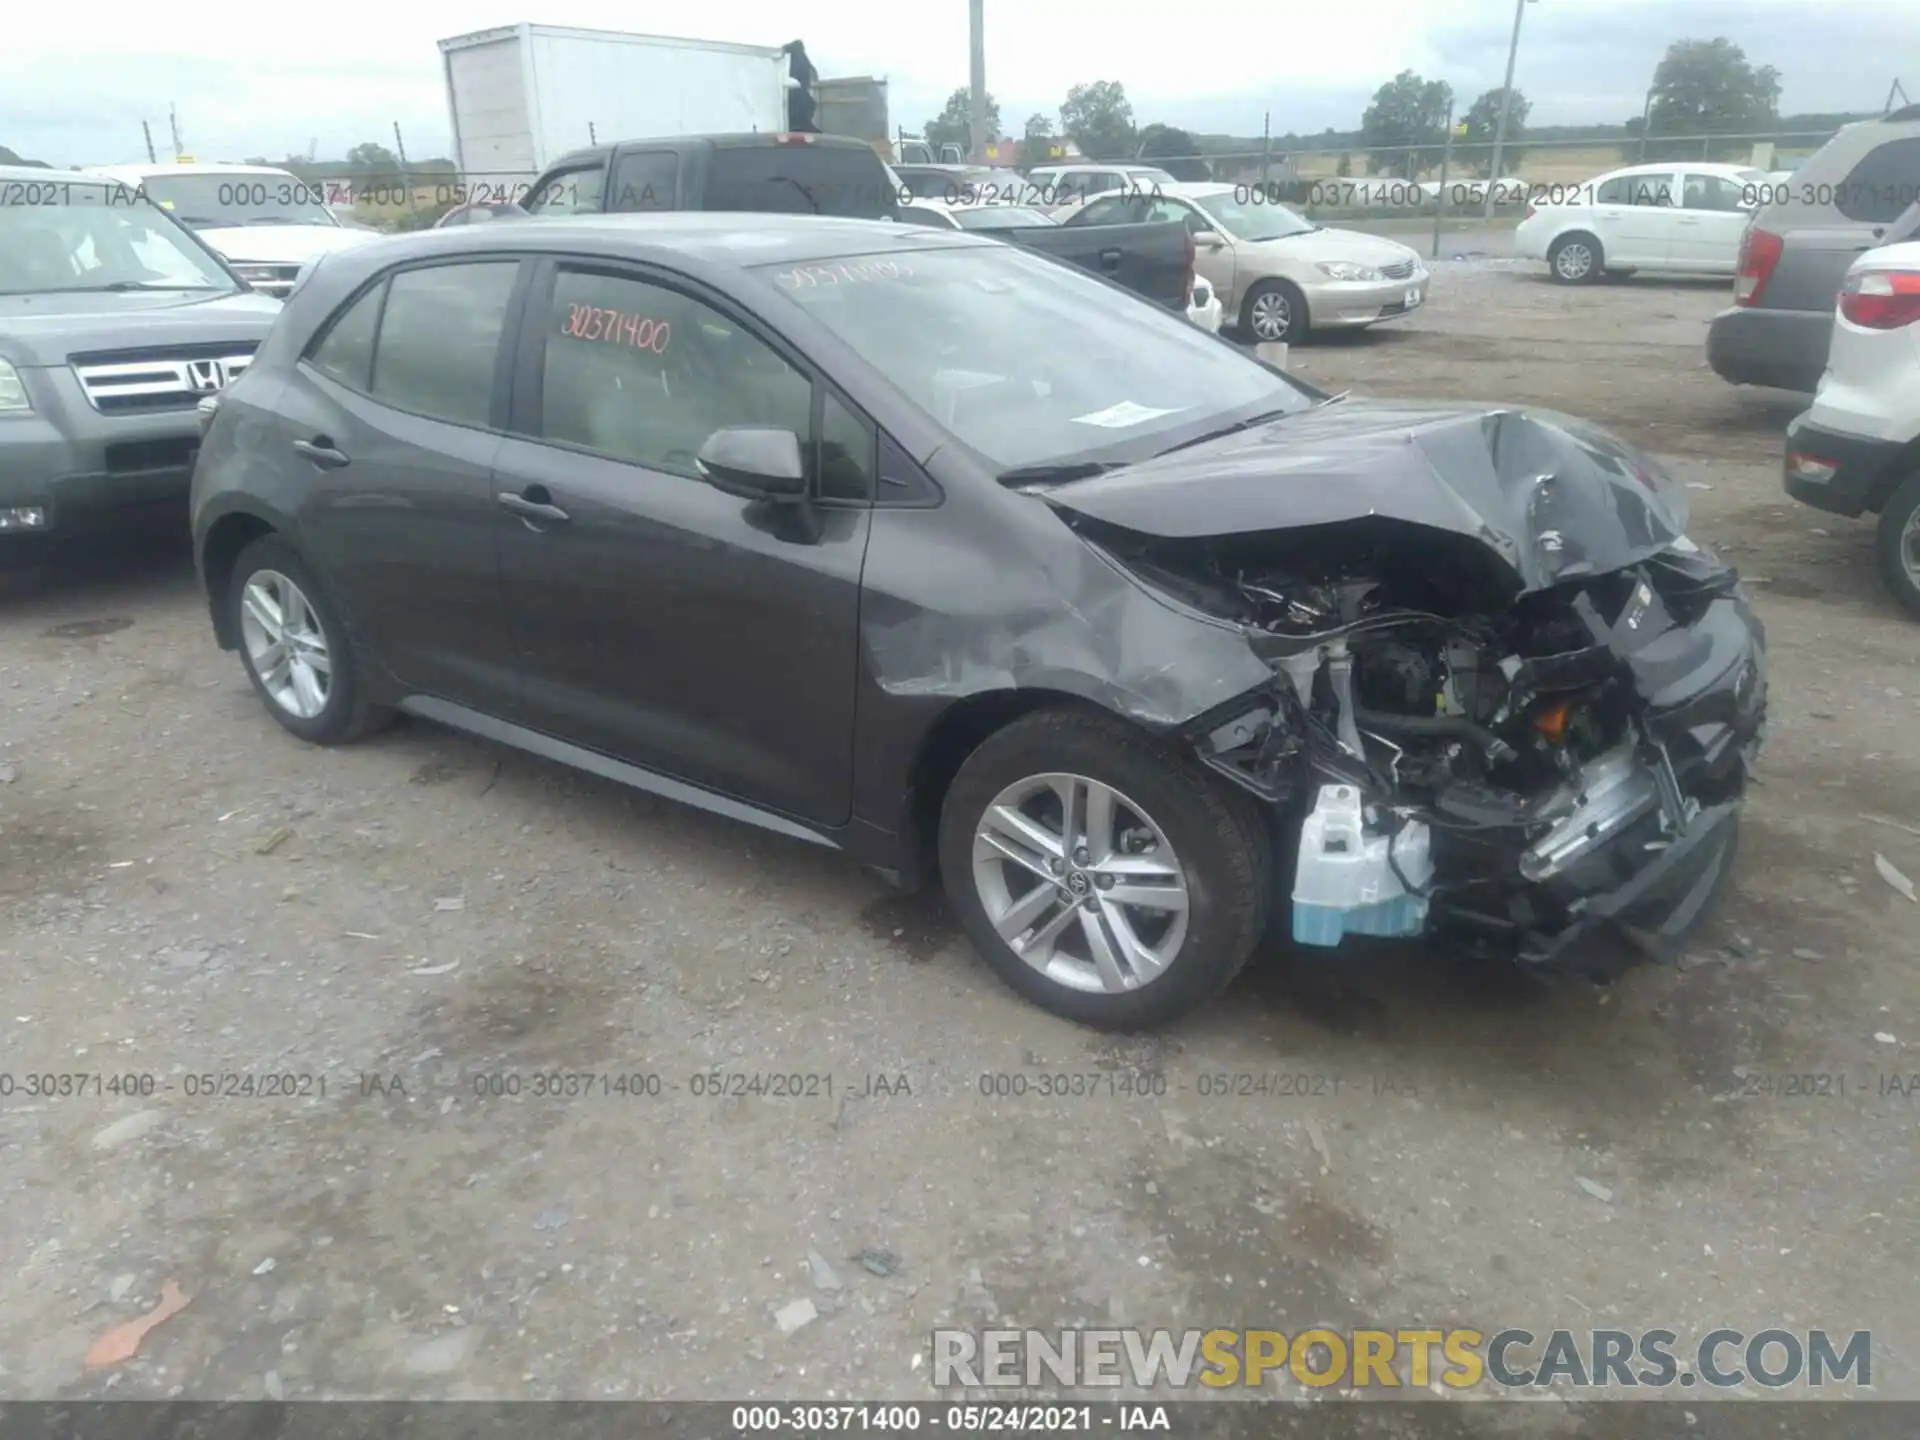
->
[2,0,1911,167]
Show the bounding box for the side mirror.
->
[696,426,808,501]
[1193,228,1226,250]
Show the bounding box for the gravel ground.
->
[2,262,1916,1420]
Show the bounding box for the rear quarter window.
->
[705,147,896,218]
[1835,137,1920,224]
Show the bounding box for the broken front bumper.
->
[1443,575,1768,966]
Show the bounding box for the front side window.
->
[367,262,519,427]
[763,244,1311,473]
[1681,173,1750,212]
[0,183,236,296]
[536,268,817,483]
[526,165,606,216]
[1066,195,1143,227]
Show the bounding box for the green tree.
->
[1360,70,1453,178]
[924,88,1001,155]
[1462,87,1530,175]
[1060,80,1136,161]
[1644,38,1781,160]
[1136,123,1209,181]
[343,142,401,181]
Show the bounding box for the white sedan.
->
[1514,161,1766,283]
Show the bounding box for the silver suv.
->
[1707,106,1920,393]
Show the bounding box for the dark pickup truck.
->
[517,132,1194,314]
[522,133,903,221]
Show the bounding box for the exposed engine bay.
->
[1077,516,1769,969]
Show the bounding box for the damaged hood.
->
[1042,400,1692,594]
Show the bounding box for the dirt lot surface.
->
[2,263,1915,1425]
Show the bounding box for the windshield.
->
[952,205,1055,229]
[761,243,1310,472]
[129,173,337,229]
[0,182,237,295]
[1192,190,1315,242]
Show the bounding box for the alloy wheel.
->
[240,569,332,720]
[1250,289,1293,341]
[970,771,1190,994]
[1555,242,1593,280]
[1903,507,1920,586]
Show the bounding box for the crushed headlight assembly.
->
[0,359,31,414]
[1316,261,1382,282]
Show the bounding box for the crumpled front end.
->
[1072,511,1766,973]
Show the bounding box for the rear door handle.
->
[291,437,349,469]
[498,490,570,525]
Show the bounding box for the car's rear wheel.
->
[1874,470,1920,620]
[937,707,1271,1028]
[229,535,390,745]
[1242,279,1307,344]
[1549,233,1602,284]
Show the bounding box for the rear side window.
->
[705,146,895,218]
[369,263,518,428]
[1068,195,1145,226]
[1596,174,1673,206]
[1835,137,1920,224]
[609,151,677,213]
[308,284,383,391]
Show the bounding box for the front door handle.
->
[498,490,570,525]
[292,437,349,469]
[1098,247,1123,269]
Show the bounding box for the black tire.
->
[1241,278,1308,344]
[1548,232,1603,284]
[937,706,1273,1029]
[1874,470,1920,620]
[227,535,391,745]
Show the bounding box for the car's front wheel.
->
[229,535,390,745]
[937,707,1272,1028]
[1549,232,1603,284]
[1874,470,1920,620]
[1241,279,1307,344]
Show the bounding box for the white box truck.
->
[438,24,793,192]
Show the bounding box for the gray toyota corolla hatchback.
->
[192,214,1766,1028]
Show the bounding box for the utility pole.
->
[168,104,183,160]
[1259,111,1271,187]
[968,0,988,164]
[1482,0,1533,218]
[393,121,413,203]
[1432,100,1456,261]
[141,121,157,164]
[1637,86,1655,161]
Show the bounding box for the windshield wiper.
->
[1150,407,1298,458]
[996,459,1126,487]
[93,281,225,292]
[766,176,821,214]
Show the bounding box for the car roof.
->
[89,162,303,180]
[0,164,132,187]
[1598,161,1760,179]
[335,212,993,268]
[545,132,880,171]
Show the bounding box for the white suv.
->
[1783,235,1920,617]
